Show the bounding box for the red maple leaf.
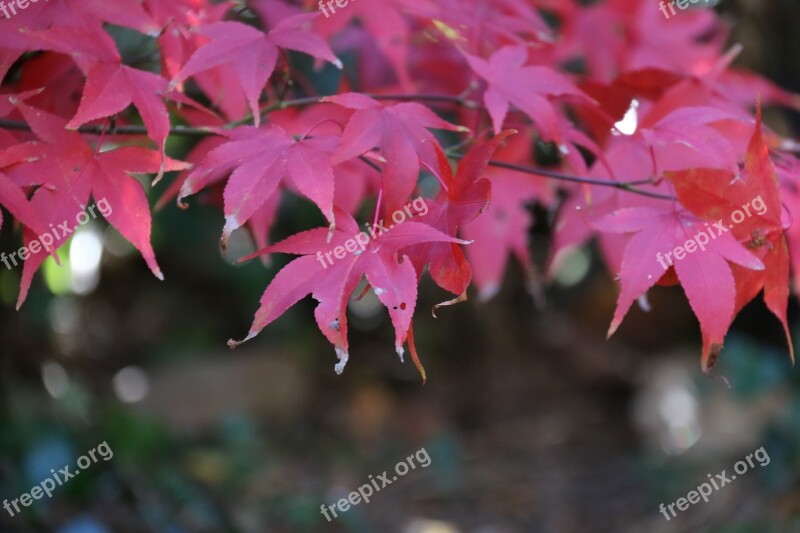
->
[8,101,188,307]
[408,130,516,307]
[324,92,467,214]
[67,62,183,168]
[593,206,764,371]
[463,45,591,143]
[171,15,341,125]
[178,124,338,246]
[230,208,466,379]
[665,106,794,366]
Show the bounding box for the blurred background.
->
[3,1,800,532]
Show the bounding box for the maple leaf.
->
[156,2,254,121]
[463,45,591,143]
[17,25,207,171]
[178,125,338,246]
[323,92,467,214]
[593,206,764,371]
[229,208,467,377]
[640,106,751,175]
[171,16,341,126]
[548,100,751,289]
[664,106,794,365]
[0,0,157,37]
[14,24,122,69]
[67,63,178,168]
[408,130,516,307]
[9,101,188,307]
[622,2,726,75]
[269,102,380,213]
[426,0,551,49]
[718,69,800,111]
[312,0,417,89]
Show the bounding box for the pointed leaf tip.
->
[228,331,257,349]
[334,346,349,374]
[607,319,620,339]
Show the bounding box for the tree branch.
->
[464,157,675,200]
[0,118,216,137]
[0,93,478,138]
[0,92,671,199]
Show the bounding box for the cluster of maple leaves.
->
[1,0,798,377]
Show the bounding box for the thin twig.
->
[461,157,675,200]
[0,93,477,137]
[234,92,477,126]
[0,119,215,137]
[372,93,479,108]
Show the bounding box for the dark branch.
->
[0,93,672,199]
[469,158,675,200]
